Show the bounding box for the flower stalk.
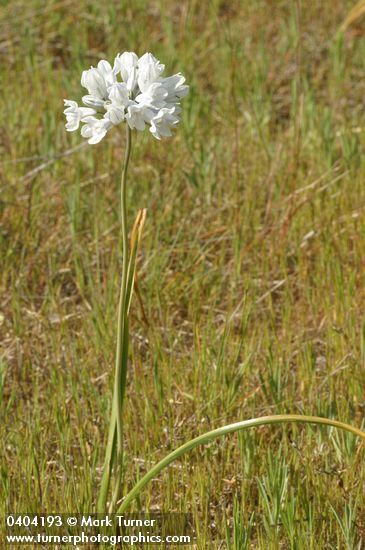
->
[97,125,132,513]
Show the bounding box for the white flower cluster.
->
[64,52,189,144]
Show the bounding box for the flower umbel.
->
[64,52,189,144]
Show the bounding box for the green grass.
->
[1,0,365,547]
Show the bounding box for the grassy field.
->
[2,0,365,547]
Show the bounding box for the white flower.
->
[105,103,125,125]
[81,60,115,106]
[97,60,116,88]
[80,116,113,144]
[63,100,96,131]
[137,53,165,93]
[105,83,131,124]
[150,106,181,140]
[113,52,138,92]
[159,73,189,103]
[64,51,188,144]
[135,82,168,109]
[126,103,154,131]
[82,95,105,108]
[108,82,130,106]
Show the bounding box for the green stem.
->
[97,400,116,512]
[117,414,365,514]
[115,124,132,456]
[97,125,132,513]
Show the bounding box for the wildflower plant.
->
[64,52,365,517]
